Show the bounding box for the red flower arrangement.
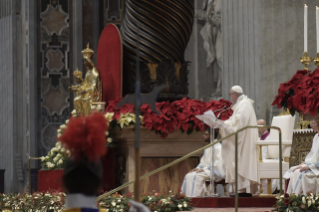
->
[271,69,319,116]
[105,97,233,138]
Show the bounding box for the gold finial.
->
[73,68,83,78]
[300,52,312,70]
[81,43,94,58]
[279,108,291,116]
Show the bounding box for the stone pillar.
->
[73,0,83,73]
[221,0,261,116]
[0,0,27,192]
[27,0,39,171]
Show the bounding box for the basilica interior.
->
[1,0,319,211]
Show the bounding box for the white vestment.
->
[181,142,224,197]
[285,133,319,194]
[219,95,259,193]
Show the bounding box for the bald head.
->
[257,119,267,137]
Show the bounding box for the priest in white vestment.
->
[181,129,225,197]
[219,85,259,195]
[285,119,319,194]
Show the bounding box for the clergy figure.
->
[181,129,224,197]
[285,119,319,194]
[257,119,278,194]
[219,85,259,195]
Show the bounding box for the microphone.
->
[212,105,226,113]
[216,105,232,119]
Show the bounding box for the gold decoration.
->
[290,130,316,167]
[279,108,291,116]
[314,53,319,67]
[81,43,95,59]
[147,63,158,81]
[300,52,313,70]
[297,115,310,129]
[73,68,83,79]
[69,45,103,116]
[174,62,181,80]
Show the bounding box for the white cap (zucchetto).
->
[231,85,243,94]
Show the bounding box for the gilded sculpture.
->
[69,44,102,116]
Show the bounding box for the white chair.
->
[257,115,295,194]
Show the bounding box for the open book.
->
[195,110,227,129]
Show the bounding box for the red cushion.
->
[97,24,123,102]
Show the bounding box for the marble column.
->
[221,0,261,116]
[0,0,28,192]
[27,0,39,171]
[73,0,83,73]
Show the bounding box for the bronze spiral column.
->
[121,0,194,100]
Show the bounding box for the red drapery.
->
[38,170,64,192]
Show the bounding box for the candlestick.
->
[305,4,308,52]
[317,6,319,52]
[300,52,312,70]
[314,53,319,67]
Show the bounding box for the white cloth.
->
[219,95,259,193]
[181,142,224,197]
[285,133,319,194]
[65,193,97,209]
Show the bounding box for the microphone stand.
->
[209,106,231,197]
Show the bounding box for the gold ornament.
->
[73,68,83,79]
[81,43,94,59]
[69,45,103,116]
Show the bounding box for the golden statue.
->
[69,44,102,116]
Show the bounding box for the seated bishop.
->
[285,118,319,194]
[181,129,225,197]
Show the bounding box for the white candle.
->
[305,4,308,52]
[317,6,319,52]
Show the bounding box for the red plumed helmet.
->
[59,112,108,163]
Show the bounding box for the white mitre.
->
[231,85,243,94]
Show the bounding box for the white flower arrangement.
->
[41,141,70,170]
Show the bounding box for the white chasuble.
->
[285,133,319,194]
[219,95,259,193]
[181,142,224,197]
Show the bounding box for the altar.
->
[113,126,207,193]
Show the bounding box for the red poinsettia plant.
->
[271,69,317,116]
[105,97,233,138]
